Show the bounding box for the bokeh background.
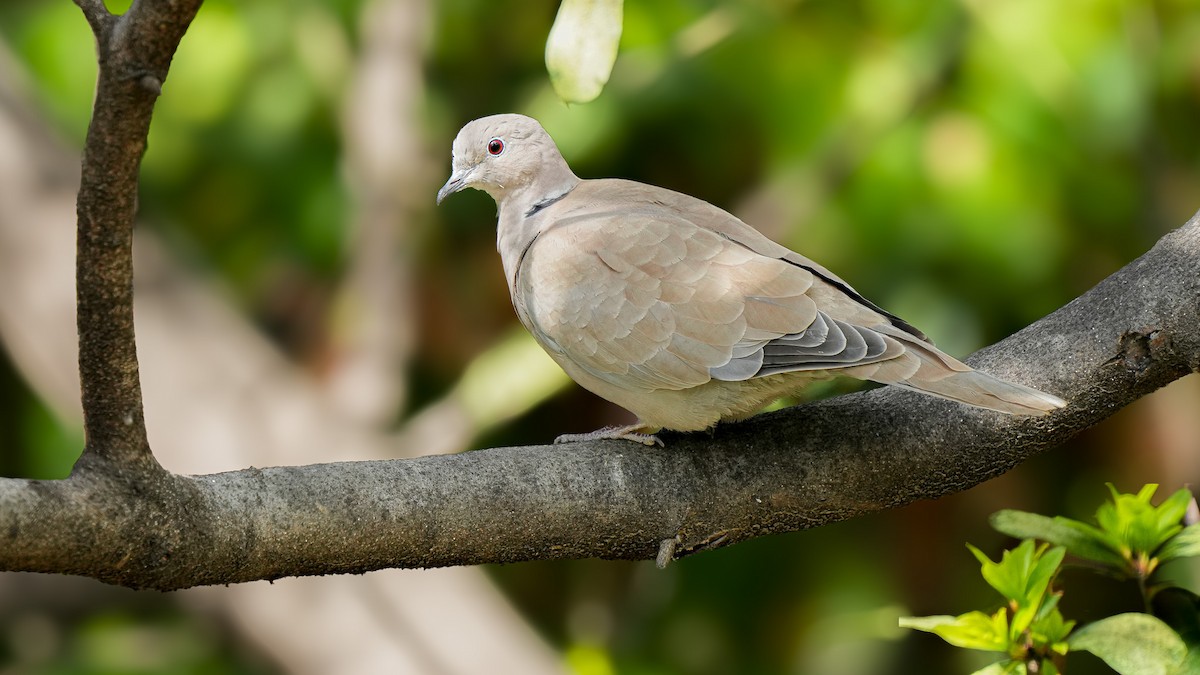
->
[2,0,1199,673]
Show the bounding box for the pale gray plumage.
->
[437,114,1066,445]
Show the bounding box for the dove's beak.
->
[436,169,469,205]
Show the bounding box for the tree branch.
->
[2,213,1196,589]
[74,0,202,466]
[326,0,427,426]
[72,0,112,38]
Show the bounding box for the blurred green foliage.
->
[2,0,1199,673]
[1,601,272,675]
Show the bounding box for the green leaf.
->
[969,662,1023,675]
[1134,484,1160,502]
[1157,524,1200,563]
[991,510,1126,568]
[995,487,1199,577]
[1154,489,1192,536]
[1020,545,1065,629]
[1034,590,1062,624]
[1067,613,1187,675]
[1097,484,1187,560]
[1096,484,1143,555]
[967,540,1065,627]
[899,614,957,631]
[900,610,1010,652]
[968,541,1026,601]
[1029,605,1074,652]
[545,0,624,104]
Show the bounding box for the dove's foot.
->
[554,424,664,447]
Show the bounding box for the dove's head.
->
[436,114,577,207]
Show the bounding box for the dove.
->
[437,114,1065,446]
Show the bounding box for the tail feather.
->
[873,340,1066,415]
[895,368,1066,415]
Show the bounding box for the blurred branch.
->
[326,0,427,426]
[2,212,1198,588]
[72,0,201,466]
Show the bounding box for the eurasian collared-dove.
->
[437,114,1065,445]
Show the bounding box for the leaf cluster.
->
[993,485,1200,582]
[903,485,1200,674]
[901,540,1073,673]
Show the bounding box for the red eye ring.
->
[487,138,504,156]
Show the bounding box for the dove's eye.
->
[487,138,505,156]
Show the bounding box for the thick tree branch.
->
[2,213,1197,589]
[73,0,201,465]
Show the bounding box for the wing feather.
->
[517,196,921,392]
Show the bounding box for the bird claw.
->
[554,425,664,447]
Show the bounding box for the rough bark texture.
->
[74,0,201,465]
[1,0,1197,591]
[2,213,1198,590]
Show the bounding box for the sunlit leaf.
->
[545,0,623,103]
[968,540,1063,610]
[1025,544,1065,609]
[968,541,1028,601]
[900,610,1009,652]
[899,614,957,631]
[1067,613,1186,675]
[1094,484,1192,564]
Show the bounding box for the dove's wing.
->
[513,195,909,393]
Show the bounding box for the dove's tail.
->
[894,366,1066,415]
[853,336,1066,415]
